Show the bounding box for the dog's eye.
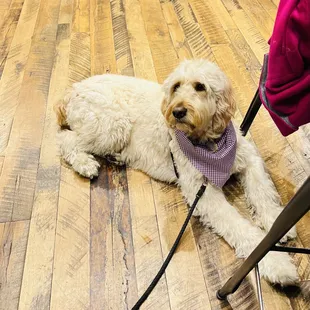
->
[172,82,180,93]
[194,83,206,92]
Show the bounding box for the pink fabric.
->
[260,0,310,136]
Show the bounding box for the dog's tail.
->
[54,89,71,127]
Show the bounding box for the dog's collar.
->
[174,121,237,187]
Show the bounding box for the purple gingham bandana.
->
[175,121,237,187]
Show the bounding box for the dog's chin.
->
[166,117,196,135]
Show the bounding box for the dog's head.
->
[161,60,236,141]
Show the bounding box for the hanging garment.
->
[259,0,310,136]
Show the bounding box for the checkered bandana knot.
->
[175,121,237,188]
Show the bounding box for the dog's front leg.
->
[237,137,296,242]
[185,184,298,285]
[170,135,298,285]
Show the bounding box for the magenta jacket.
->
[259,0,310,136]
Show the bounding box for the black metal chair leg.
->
[217,177,310,299]
[240,89,262,136]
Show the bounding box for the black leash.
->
[131,153,206,309]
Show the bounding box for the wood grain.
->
[0,0,12,31]
[139,0,179,83]
[188,0,229,45]
[18,5,73,308]
[72,0,90,32]
[229,8,268,62]
[172,0,215,61]
[90,0,116,75]
[50,166,90,310]
[237,0,274,40]
[162,1,192,61]
[0,220,29,310]
[0,0,41,154]
[226,28,262,83]
[124,0,157,81]
[257,0,277,20]
[111,0,134,76]
[0,0,24,79]
[0,0,61,222]
[152,180,212,310]
[0,157,3,175]
[90,163,138,309]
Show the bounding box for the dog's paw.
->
[72,153,100,179]
[259,251,299,286]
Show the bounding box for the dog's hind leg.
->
[57,129,100,178]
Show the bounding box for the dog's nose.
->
[173,107,187,119]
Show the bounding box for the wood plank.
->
[72,0,90,32]
[50,31,91,310]
[90,162,138,309]
[207,0,237,31]
[0,157,3,175]
[286,131,310,175]
[221,0,242,12]
[110,0,134,76]
[139,0,179,83]
[152,181,212,310]
[124,0,156,81]
[50,166,90,310]
[18,8,73,308]
[271,0,279,6]
[127,170,171,309]
[188,0,229,45]
[194,225,260,310]
[0,0,41,154]
[58,0,75,24]
[0,0,61,222]
[90,0,116,75]
[0,220,29,310]
[0,0,12,29]
[0,0,24,79]
[237,0,274,40]
[229,8,269,62]
[161,1,192,61]
[226,28,262,84]
[257,0,277,20]
[172,0,215,60]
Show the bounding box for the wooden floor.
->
[0,0,310,309]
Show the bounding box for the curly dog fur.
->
[55,59,298,285]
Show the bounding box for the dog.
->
[55,59,298,285]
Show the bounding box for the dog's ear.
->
[212,79,236,135]
[161,96,168,116]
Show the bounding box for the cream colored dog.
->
[55,60,298,285]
